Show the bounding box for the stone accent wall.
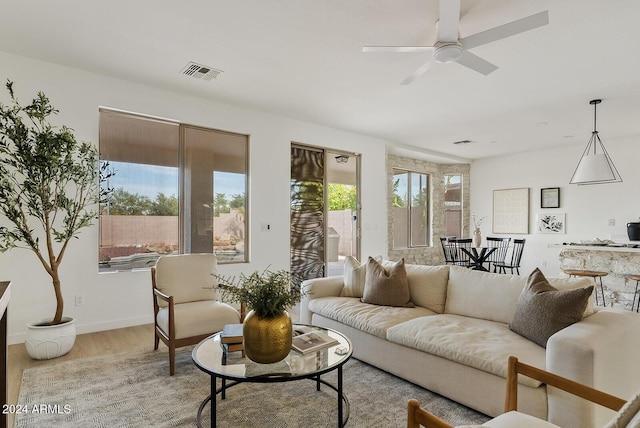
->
[559,248,640,310]
[386,153,470,265]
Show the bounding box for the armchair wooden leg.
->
[169,343,176,376]
[154,333,159,350]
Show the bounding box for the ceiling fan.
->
[363,0,549,85]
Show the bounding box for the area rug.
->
[16,348,490,427]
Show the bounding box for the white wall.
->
[470,138,640,278]
[0,52,390,343]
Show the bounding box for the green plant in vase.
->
[217,269,304,363]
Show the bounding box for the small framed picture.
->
[537,213,566,234]
[540,187,560,208]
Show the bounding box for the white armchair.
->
[151,254,240,375]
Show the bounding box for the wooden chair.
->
[407,356,628,427]
[407,399,453,428]
[151,254,241,375]
[485,237,511,272]
[494,238,526,274]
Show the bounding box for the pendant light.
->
[569,99,622,185]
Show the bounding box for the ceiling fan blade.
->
[438,0,461,43]
[461,10,549,50]
[401,59,433,85]
[362,46,434,53]
[456,51,497,76]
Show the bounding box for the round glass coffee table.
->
[192,324,352,427]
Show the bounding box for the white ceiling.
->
[1,0,639,162]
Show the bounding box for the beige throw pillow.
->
[510,268,593,348]
[341,255,367,298]
[361,257,414,307]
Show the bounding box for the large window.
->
[392,169,429,248]
[99,110,248,272]
[444,174,463,237]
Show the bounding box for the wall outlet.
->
[75,295,85,306]
[608,219,615,226]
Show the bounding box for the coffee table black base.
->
[195,370,350,427]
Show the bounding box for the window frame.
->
[98,109,249,272]
[392,168,431,249]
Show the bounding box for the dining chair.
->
[449,238,473,268]
[439,237,456,264]
[485,237,511,272]
[494,238,526,275]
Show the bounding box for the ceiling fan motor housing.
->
[434,42,463,63]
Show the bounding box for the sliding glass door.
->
[290,145,360,288]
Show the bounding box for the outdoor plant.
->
[0,80,111,325]
[216,268,304,318]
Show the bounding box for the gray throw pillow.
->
[510,268,593,347]
[361,257,414,307]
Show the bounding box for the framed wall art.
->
[492,188,529,234]
[537,212,566,234]
[541,187,560,208]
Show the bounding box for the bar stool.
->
[563,269,607,306]
[628,274,640,312]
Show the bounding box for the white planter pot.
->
[25,317,76,360]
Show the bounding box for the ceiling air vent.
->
[181,62,223,81]
[452,139,475,145]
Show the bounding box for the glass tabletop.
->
[192,324,352,381]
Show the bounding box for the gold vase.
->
[243,310,292,364]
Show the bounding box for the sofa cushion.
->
[445,266,527,324]
[341,255,367,298]
[386,314,546,388]
[307,296,435,339]
[156,300,240,339]
[510,268,593,348]
[362,257,414,307]
[405,264,450,313]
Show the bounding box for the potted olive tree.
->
[0,81,110,359]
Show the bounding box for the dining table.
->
[460,247,496,272]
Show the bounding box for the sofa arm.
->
[299,276,345,324]
[546,309,640,427]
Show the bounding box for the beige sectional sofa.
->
[299,263,640,428]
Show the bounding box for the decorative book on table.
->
[220,323,243,344]
[292,330,339,354]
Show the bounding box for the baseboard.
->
[8,315,153,345]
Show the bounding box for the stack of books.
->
[220,323,244,364]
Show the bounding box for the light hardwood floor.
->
[8,323,155,428]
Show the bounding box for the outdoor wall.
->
[327,209,355,257]
[470,137,640,285]
[0,51,389,343]
[100,216,179,247]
